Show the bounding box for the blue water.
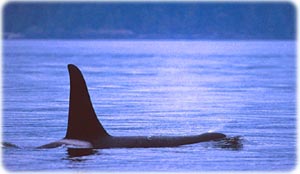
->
[2,40,296,171]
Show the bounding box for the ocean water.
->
[2,40,296,171]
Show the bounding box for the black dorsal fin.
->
[65,64,110,141]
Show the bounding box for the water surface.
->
[2,40,296,171]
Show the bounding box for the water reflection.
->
[66,148,98,159]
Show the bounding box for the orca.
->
[38,64,226,149]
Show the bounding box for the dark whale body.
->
[39,64,226,149]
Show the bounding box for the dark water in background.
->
[2,40,296,171]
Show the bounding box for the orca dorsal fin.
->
[65,64,110,141]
